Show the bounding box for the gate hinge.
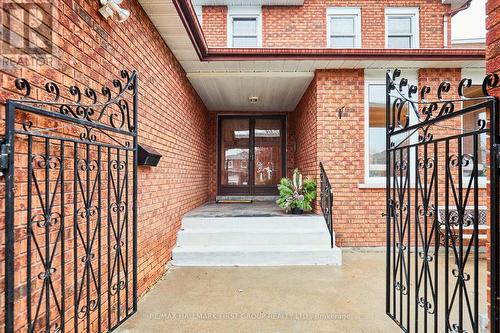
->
[0,140,11,177]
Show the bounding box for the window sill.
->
[358,179,488,189]
[358,182,386,189]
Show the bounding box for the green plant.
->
[276,169,316,213]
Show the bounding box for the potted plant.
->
[276,169,316,214]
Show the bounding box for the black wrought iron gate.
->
[385,69,500,332]
[2,70,138,332]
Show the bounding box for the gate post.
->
[385,70,392,317]
[4,101,15,332]
[490,98,500,333]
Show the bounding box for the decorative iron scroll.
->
[386,68,499,149]
[385,68,500,333]
[12,69,137,136]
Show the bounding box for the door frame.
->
[217,115,287,196]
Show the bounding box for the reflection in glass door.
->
[219,118,250,194]
[218,116,285,196]
[253,119,283,194]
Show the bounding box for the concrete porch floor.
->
[184,201,315,218]
[116,252,487,333]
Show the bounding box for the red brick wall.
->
[291,75,318,198]
[487,0,500,78]
[315,69,382,246]
[202,0,451,48]
[0,0,209,329]
[202,6,227,47]
[289,67,486,247]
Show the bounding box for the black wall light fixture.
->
[138,144,162,167]
[337,106,353,119]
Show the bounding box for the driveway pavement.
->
[116,251,486,333]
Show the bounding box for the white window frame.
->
[227,6,262,48]
[363,70,418,186]
[227,160,233,169]
[460,68,488,187]
[326,7,361,48]
[385,7,420,49]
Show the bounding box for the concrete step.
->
[172,214,341,266]
[176,229,331,246]
[181,216,327,231]
[172,245,342,266]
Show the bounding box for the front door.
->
[218,116,286,196]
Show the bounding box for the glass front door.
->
[218,116,286,196]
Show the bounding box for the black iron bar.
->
[445,141,450,332]
[415,145,419,333]
[132,73,138,314]
[60,140,66,333]
[388,100,492,138]
[45,137,50,333]
[98,145,102,333]
[386,71,392,318]
[424,142,428,333]
[473,133,479,333]
[388,128,489,152]
[406,145,411,330]
[125,149,129,315]
[399,148,403,325]
[490,98,500,333]
[73,142,79,333]
[458,137,464,332]
[27,136,33,332]
[433,141,439,333]
[117,148,121,323]
[8,102,136,137]
[107,146,112,331]
[393,149,396,320]
[85,143,91,332]
[15,130,134,151]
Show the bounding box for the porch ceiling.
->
[187,72,313,111]
[138,0,485,112]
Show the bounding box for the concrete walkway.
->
[117,252,487,333]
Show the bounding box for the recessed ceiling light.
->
[249,96,259,103]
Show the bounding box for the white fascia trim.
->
[384,7,420,49]
[326,7,361,48]
[227,6,262,48]
[193,5,203,25]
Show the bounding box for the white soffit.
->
[187,72,313,111]
[191,0,304,5]
[441,0,470,11]
[138,0,200,62]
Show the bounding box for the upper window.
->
[327,7,361,48]
[385,8,419,48]
[228,7,262,48]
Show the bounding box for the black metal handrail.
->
[319,162,334,248]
